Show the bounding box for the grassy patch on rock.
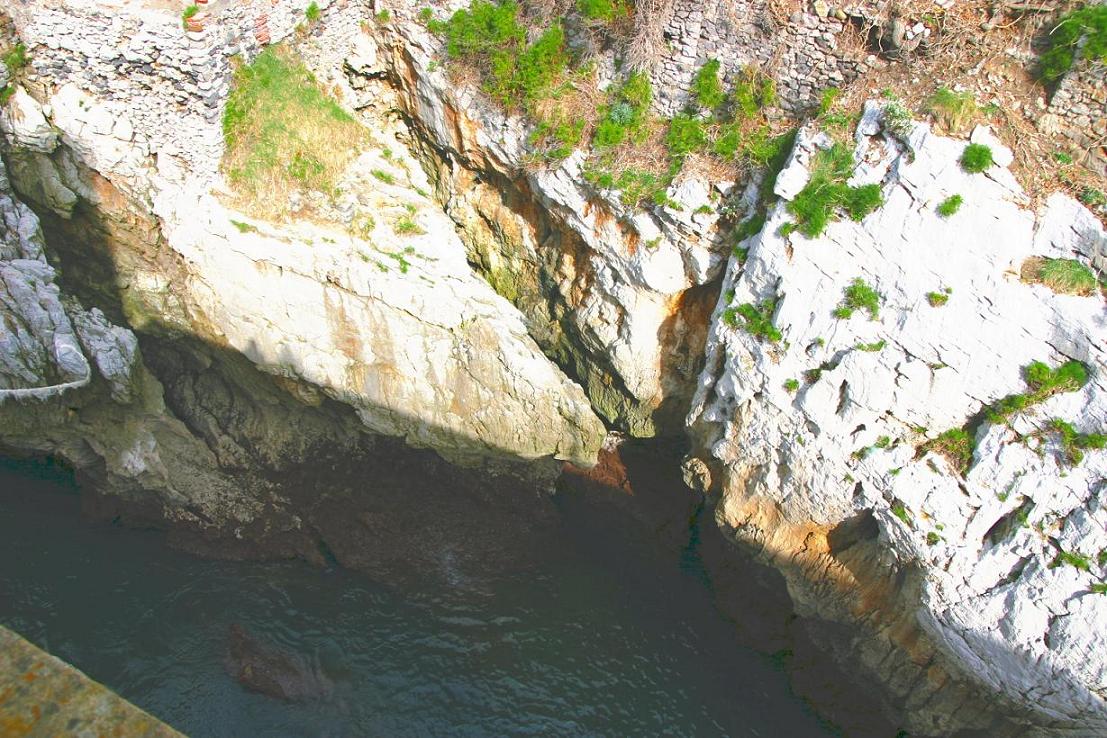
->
[1020,257,1099,296]
[922,428,975,475]
[960,143,993,174]
[785,143,882,238]
[987,359,1088,425]
[833,278,881,320]
[222,46,366,220]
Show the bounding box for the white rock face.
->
[379,29,729,435]
[689,105,1107,732]
[3,80,605,468]
[0,87,58,153]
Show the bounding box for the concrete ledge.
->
[0,626,184,737]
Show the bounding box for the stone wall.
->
[8,0,371,183]
[1048,59,1107,178]
[650,0,875,117]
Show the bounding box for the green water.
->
[0,458,835,737]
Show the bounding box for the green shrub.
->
[786,143,883,237]
[960,143,994,173]
[535,118,585,160]
[817,86,839,116]
[891,503,911,524]
[394,215,425,235]
[376,9,392,22]
[1051,549,1092,571]
[181,5,199,27]
[691,59,726,110]
[734,211,766,242]
[882,99,913,138]
[593,72,652,149]
[577,0,631,21]
[784,378,800,392]
[419,7,435,23]
[666,113,708,157]
[833,278,881,320]
[429,1,567,108]
[305,1,321,22]
[1040,5,1107,82]
[585,166,674,208]
[1045,418,1106,466]
[371,169,396,184]
[987,359,1089,424]
[937,194,963,217]
[1079,186,1107,208]
[713,125,793,169]
[841,184,883,221]
[856,339,886,352]
[924,428,975,475]
[723,298,782,342]
[1091,583,1107,594]
[222,47,365,219]
[926,290,950,307]
[731,68,776,120]
[927,88,977,132]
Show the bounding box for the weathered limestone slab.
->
[0,626,183,737]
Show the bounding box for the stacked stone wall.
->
[650,0,876,117]
[7,0,371,182]
[1048,60,1107,178]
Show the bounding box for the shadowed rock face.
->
[225,624,334,702]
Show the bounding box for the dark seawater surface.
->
[0,458,835,737]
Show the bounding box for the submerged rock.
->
[225,624,335,703]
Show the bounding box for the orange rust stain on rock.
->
[561,442,633,496]
[721,488,954,691]
[0,715,34,736]
[322,288,362,364]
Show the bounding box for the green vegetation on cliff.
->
[784,143,883,238]
[428,0,568,108]
[986,359,1088,425]
[222,46,365,219]
[1021,257,1099,296]
[960,143,993,174]
[1,42,29,104]
[1040,4,1107,82]
[426,11,793,215]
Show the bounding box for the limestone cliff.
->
[688,105,1107,734]
[2,0,1106,735]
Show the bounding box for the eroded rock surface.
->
[689,104,1107,734]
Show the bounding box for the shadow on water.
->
[0,456,840,738]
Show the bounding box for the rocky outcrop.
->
[0,625,183,737]
[688,104,1107,734]
[4,0,1107,734]
[1,38,605,472]
[354,20,725,437]
[0,2,611,585]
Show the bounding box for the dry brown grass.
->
[626,0,676,71]
[222,46,367,221]
[1020,256,1101,296]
